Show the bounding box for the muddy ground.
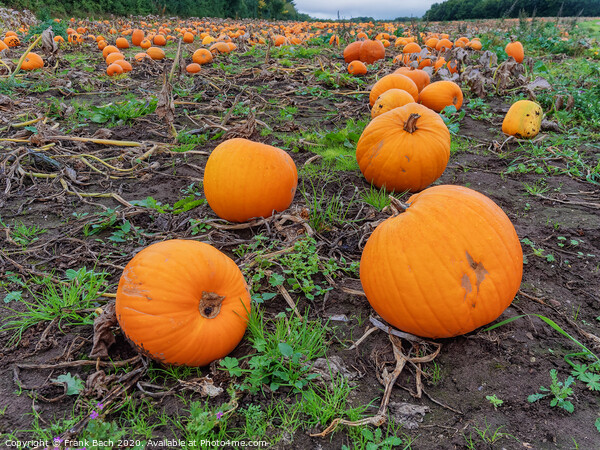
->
[0,34,599,450]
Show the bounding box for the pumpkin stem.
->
[403,113,421,133]
[199,291,225,319]
[389,196,409,215]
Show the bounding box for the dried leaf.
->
[156,72,175,128]
[388,402,430,430]
[89,301,117,359]
[84,370,118,397]
[461,67,489,98]
[92,128,113,140]
[541,119,561,132]
[525,76,552,91]
[41,27,58,56]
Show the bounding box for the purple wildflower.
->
[216,411,223,420]
[90,410,99,420]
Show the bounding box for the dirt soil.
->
[1,33,599,450]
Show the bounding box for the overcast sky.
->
[293,0,438,19]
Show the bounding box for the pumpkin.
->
[467,39,483,50]
[146,47,165,60]
[435,38,453,51]
[502,100,543,139]
[153,34,167,46]
[356,103,451,192]
[114,59,133,73]
[192,48,213,64]
[371,88,415,118]
[505,41,524,63]
[140,39,152,49]
[21,52,44,71]
[105,52,125,65]
[369,73,419,106]
[183,31,195,43]
[115,37,129,49]
[131,29,144,46]
[106,62,124,76]
[360,184,523,338]
[4,35,20,47]
[419,80,463,112]
[348,60,367,75]
[102,44,119,59]
[359,39,385,64]
[116,239,251,366]
[343,41,362,63]
[203,138,298,223]
[186,62,201,74]
[209,41,231,54]
[402,42,421,53]
[393,67,430,92]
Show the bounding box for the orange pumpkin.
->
[186,62,201,74]
[114,59,133,73]
[359,39,385,64]
[192,48,213,64]
[393,67,430,92]
[131,29,144,46]
[140,39,152,50]
[106,62,124,76]
[347,60,367,75]
[343,41,362,63]
[369,73,419,106]
[4,35,20,47]
[116,239,251,366]
[105,52,125,65]
[153,34,167,46]
[505,41,524,63]
[203,138,298,223]
[183,31,195,43]
[209,41,231,54]
[146,47,165,60]
[419,80,463,112]
[21,52,44,71]
[115,37,129,49]
[356,103,450,193]
[360,185,523,338]
[102,45,119,59]
[371,88,415,119]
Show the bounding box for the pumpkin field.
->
[1,7,600,449]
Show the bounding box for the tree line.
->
[2,0,311,20]
[424,0,600,21]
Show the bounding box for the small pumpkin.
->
[153,34,167,46]
[115,37,129,49]
[131,29,144,46]
[106,62,124,76]
[105,52,125,65]
[419,80,463,112]
[360,185,523,338]
[347,60,367,76]
[204,138,298,223]
[393,67,430,92]
[502,100,543,139]
[183,32,195,43]
[192,48,213,64]
[369,73,419,106]
[146,47,165,60]
[116,239,251,366]
[21,52,44,71]
[4,35,20,47]
[371,88,415,119]
[209,41,231,54]
[356,103,451,192]
[114,59,133,73]
[186,62,201,74]
[505,41,524,63]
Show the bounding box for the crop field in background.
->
[0,8,599,450]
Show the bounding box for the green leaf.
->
[219,357,242,376]
[561,400,574,413]
[361,428,374,441]
[3,290,23,303]
[269,273,285,287]
[528,393,545,403]
[278,342,294,357]
[52,373,84,395]
[595,417,600,433]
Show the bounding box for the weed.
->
[3,220,47,246]
[219,308,327,393]
[486,394,504,408]
[440,105,466,135]
[528,369,576,413]
[1,267,109,347]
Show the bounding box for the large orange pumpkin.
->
[369,73,419,106]
[343,41,362,63]
[360,185,523,338]
[419,80,463,112]
[116,240,251,366]
[356,103,451,192]
[358,39,385,64]
[203,138,298,222]
[192,48,213,64]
